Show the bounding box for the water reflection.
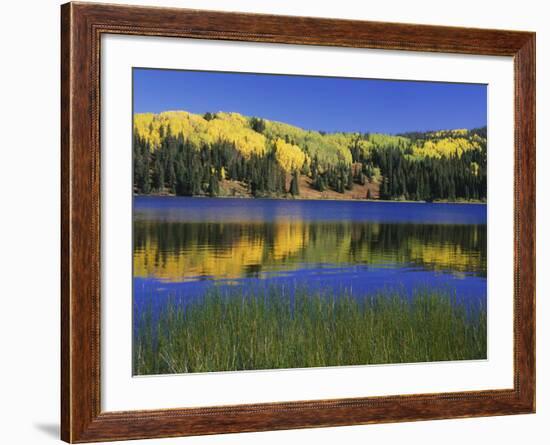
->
[133,199,486,284]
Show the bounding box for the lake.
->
[133,197,487,311]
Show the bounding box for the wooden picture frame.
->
[61,2,535,442]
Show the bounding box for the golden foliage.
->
[134,111,267,157]
[273,138,306,172]
[134,111,486,168]
[413,137,482,159]
[264,121,352,165]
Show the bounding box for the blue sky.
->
[133,68,487,134]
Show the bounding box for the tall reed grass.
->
[133,286,486,375]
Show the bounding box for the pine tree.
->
[152,157,164,192]
[250,117,266,133]
[208,173,220,197]
[346,168,354,190]
[290,170,300,196]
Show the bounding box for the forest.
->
[133,110,487,202]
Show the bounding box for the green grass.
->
[133,286,486,375]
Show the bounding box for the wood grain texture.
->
[60,2,536,442]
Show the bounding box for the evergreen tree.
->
[152,157,164,192]
[208,172,220,197]
[290,170,300,196]
[250,117,266,133]
[346,168,354,190]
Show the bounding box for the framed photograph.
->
[61,2,535,442]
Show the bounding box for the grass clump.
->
[133,286,486,375]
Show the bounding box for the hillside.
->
[133,110,487,202]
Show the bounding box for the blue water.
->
[133,197,487,314]
[134,196,487,224]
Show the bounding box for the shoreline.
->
[133,193,486,205]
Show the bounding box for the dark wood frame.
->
[61,1,536,442]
